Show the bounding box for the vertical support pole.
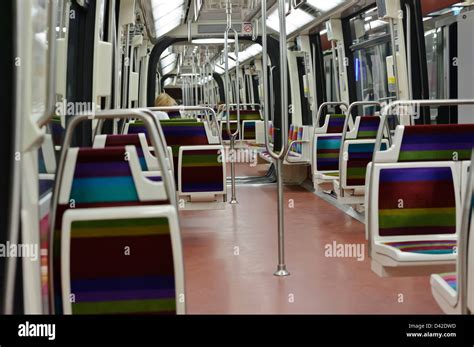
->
[389,18,400,100]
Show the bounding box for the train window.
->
[349,7,394,114]
[31,0,50,122]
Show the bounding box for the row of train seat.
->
[124,118,226,209]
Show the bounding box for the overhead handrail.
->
[262,0,291,277]
[367,99,474,256]
[338,101,381,198]
[224,0,241,204]
[48,109,176,313]
[38,0,58,128]
[314,101,349,127]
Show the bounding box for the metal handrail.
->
[38,0,58,127]
[459,151,473,314]
[224,1,241,204]
[48,109,176,313]
[314,101,349,128]
[262,0,291,277]
[338,101,380,198]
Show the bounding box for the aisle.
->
[179,179,442,313]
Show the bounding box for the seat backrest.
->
[326,114,346,134]
[355,116,381,139]
[376,165,458,239]
[397,124,474,162]
[51,116,65,148]
[228,110,261,122]
[93,134,154,171]
[51,146,182,314]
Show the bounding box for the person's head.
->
[155,93,177,107]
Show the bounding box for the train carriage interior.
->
[3,0,474,324]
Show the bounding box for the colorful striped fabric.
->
[356,116,380,139]
[52,147,171,314]
[289,126,304,154]
[70,147,139,204]
[316,135,342,171]
[378,167,456,236]
[383,240,457,255]
[161,122,210,183]
[346,142,387,186]
[103,134,148,170]
[221,122,239,141]
[398,124,474,162]
[228,110,261,121]
[327,114,346,133]
[242,121,257,140]
[440,272,457,291]
[38,148,47,174]
[181,149,223,193]
[69,217,176,314]
[51,116,64,147]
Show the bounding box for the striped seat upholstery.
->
[52,147,175,315]
[316,135,342,172]
[378,167,456,237]
[242,121,256,140]
[181,149,223,192]
[289,125,304,154]
[327,114,346,133]
[101,134,149,170]
[228,110,261,122]
[440,272,457,290]
[221,122,238,141]
[51,116,65,147]
[161,122,210,183]
[356,116,380,139]
[398,124,474,162]
[383,240,457,255]
[68,216,176,314]
[346,142,387,186]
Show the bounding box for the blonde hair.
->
[155,93,177,107]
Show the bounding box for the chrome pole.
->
[224,0,241,204]
[262,0,291,277]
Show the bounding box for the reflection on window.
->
[32,0,49,121]
[349,7,389,45]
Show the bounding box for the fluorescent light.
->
[423,16,432,21]
[319,29,327,35]
[306,0,344,12]
[151,0,185,39]
[192,38,235,44]
[267,5,315,35]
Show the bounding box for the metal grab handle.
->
[38,0,58,127]
[48,109,176,314]
[285,0,292,16]
[284,139,310,164]
[338,101,381,198]
[314,101,349,128]
[262,0,289,161]
[224,27,241,138]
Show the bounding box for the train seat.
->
[160,121,226,209]
[431,152,473,314]
[367,124,474,277]
[51,145,184,315]
[285,124,313,165]
[333,116,388,205]
[312,114,347,188]
[93,133,174,176]
[220,110,262,142]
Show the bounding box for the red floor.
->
[179,167,442,314]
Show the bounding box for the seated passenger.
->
[155,93,180,119]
